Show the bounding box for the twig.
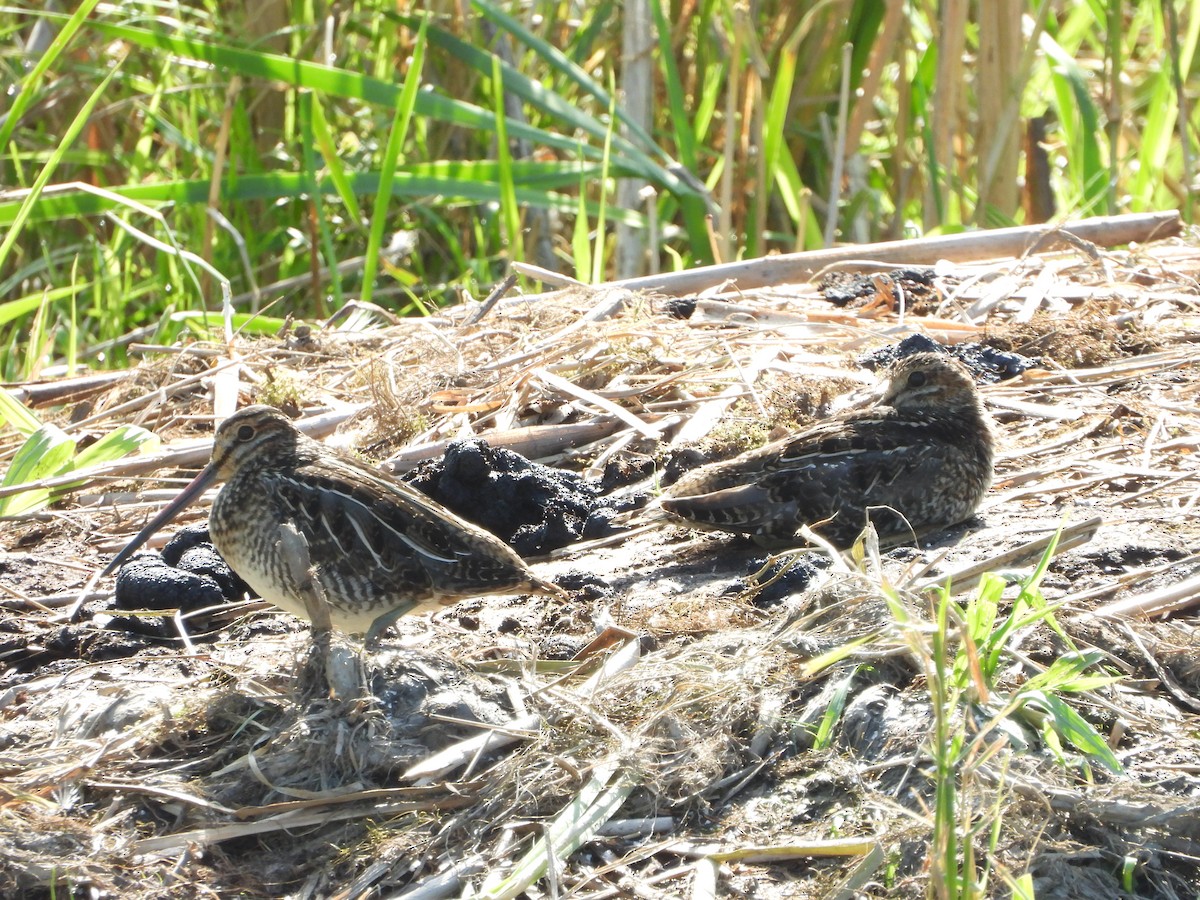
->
[464,272,519,326]
[1088,570,1200,620]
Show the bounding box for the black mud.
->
[403,438,648,556]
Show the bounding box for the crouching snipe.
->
[661,352,995,547]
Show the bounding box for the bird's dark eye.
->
[907,370,927,388]
[236,424,256,442]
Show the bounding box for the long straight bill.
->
[100,462,222,577]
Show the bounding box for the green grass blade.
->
[0,167,644,228]
[0,290,58,328]
[171,310,292,337]
[590,85,617,284]
[572,155,592,279]
[0,0,105,153]
[0,389,44,436]
[1041,32,1106,214]
[299,91,344,308]
[387,8,686,191]
[308,93,364,228]
[491,54,523,270]
[361,17,426,308]
[646,0,714,261]
[50,424,161,501]
[471,0,662,157]
[0,52,123,276]
[1021,651,1119,695]
[762,39,797,209]
[80,19,632,171]
[813,667,857,750]
[647,0,697,173]
[1029,692,1122,774]
[1130,66,1174,210]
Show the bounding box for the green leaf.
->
[0,424,77,516]
[170,310,292,337]
[0,389,44,437]
[1029,692,1122,774]
[1021,650,1120,695]
[48,424,161,502]
[813,667,857,750]
[69,425,160,471]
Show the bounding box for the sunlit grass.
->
[0,0,1195,373]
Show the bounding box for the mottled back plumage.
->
[105,406,555,638]
[661,352,995,547]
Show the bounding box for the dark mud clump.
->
[551,570,617,603]
[404,439,647,557]
[103,524,253,640]
[113,523,250,614]
[661,296,698,319]
[732,554,826,606]
[860,333,1042,382]
[820,267,944,315]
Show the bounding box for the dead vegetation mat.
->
[4,234,1200,898]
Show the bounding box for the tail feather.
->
[661,483,789,533]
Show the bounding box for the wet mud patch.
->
[731,552,827,607]
[440,578,603,659]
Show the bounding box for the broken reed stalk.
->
[513,211,1182,298]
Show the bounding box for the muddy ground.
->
[3,240,1200,898]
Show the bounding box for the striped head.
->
[207,405,308,479]
[878,352,983,414]
[101,405,306,578]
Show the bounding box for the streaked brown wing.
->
[664,412,951,538]
[271,457,531,599]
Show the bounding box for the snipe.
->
[661,352,995,547]
[103,406,559,640]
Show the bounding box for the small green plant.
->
[915,527,1121,898]
[0,390,159,516]
[256,372,304,413]
[947,528,1123,774]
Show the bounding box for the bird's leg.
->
[276,522,361,699]
[275,522,333,635]
[364,599,427,649]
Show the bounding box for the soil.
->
[3,239,1200,898]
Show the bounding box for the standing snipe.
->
[103,406,559,640]
[661,352,995,547]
